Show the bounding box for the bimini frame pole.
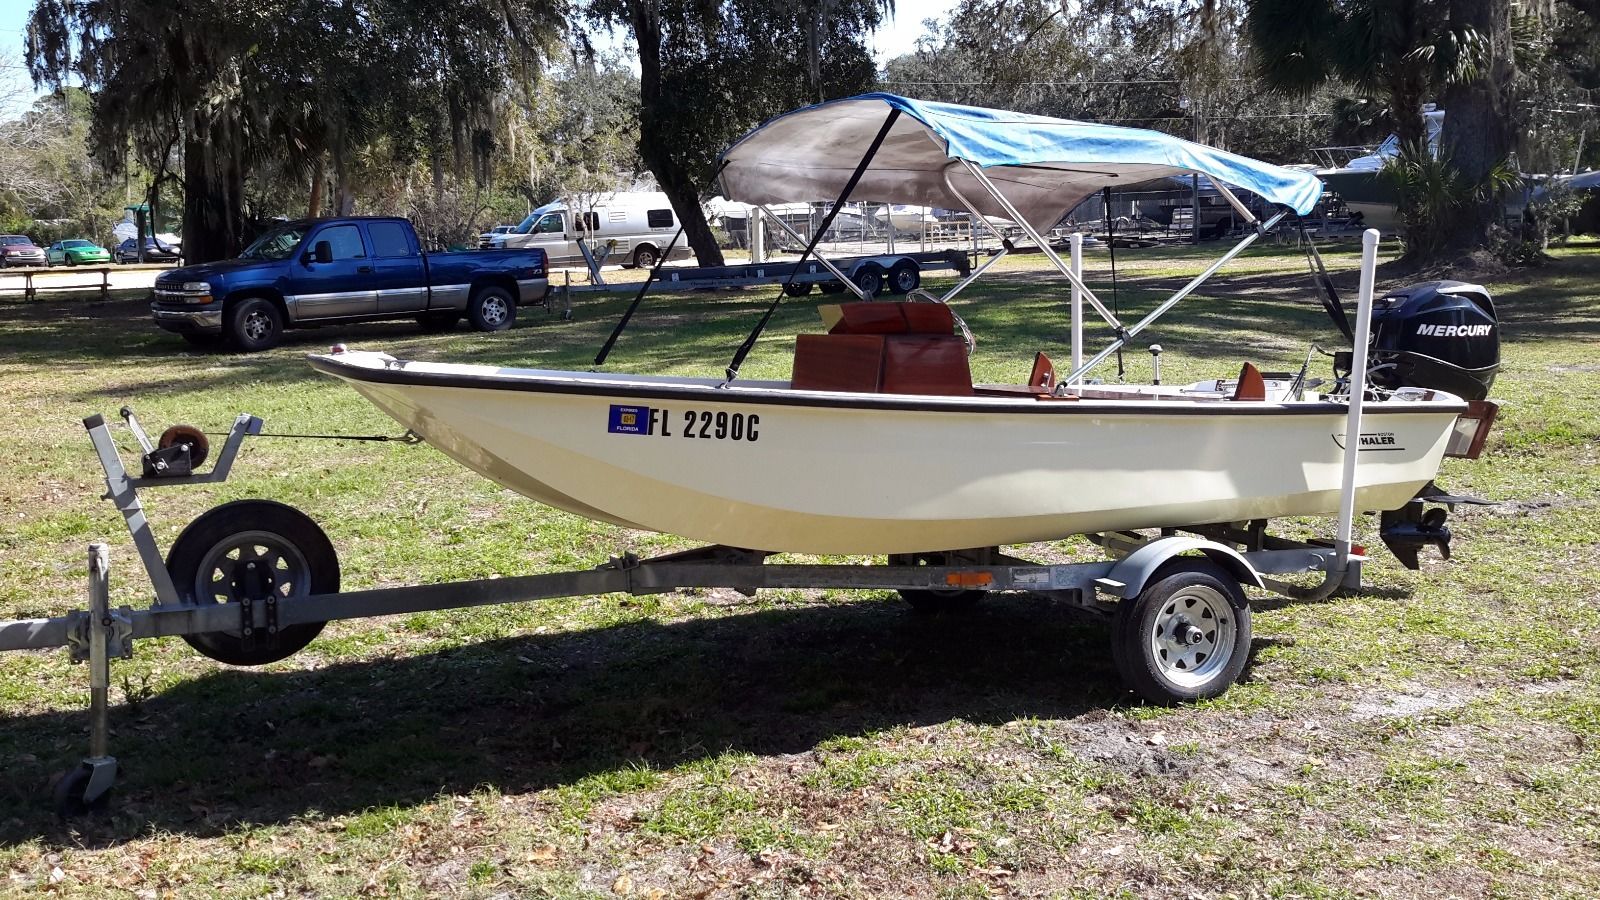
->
[755,206,871,301]
[1336,228,1381,566]
[947,161,1124,331]
[1060,209,1289,387]
[1069,233,1084,379]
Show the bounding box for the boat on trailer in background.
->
[3,96,1511,815]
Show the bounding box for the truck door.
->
[289,223,377,318]
[365,220,428,313]
[527,212,571,265]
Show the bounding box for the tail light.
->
[1445,399,1499,459]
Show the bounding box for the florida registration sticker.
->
[608,404,651,435]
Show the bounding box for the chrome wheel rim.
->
[243,310,273,342]
[480,296,509,326]
[1149,584,1235,687]
[191,531,311,636]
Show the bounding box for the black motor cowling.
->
[1367,280,1499,401]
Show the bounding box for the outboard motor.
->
[1367,280,1499,400]
[1361,281,1501,568]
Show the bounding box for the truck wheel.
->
[783,282,814,297]
[853,264,885,298]
[1110,560,1251,704]
[632,245,660,269]
[819,280,847,294]
[166,500,337,666]
[888,261,920,294]
[467,286,516,332]
[417,311,461,333]
[226,297,284,352]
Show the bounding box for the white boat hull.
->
[312,353,1465,555]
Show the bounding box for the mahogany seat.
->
[792,302,973,396]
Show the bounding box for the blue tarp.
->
[718,93,1324,229]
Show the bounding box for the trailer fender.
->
[1099,537,1264,600]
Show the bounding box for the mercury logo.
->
[1415,324,1492,338]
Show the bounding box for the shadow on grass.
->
[0,593,1123,847]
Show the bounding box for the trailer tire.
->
[887,261,920,294]
[467,286,516,332]
[166,500,337,666]
[783,282,814,297]
[853,264,885,297]
[890,552,983,614]
[1111,559,1250,704]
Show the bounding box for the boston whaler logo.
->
[1331,431,1406,452]
[1415,323,1492,338]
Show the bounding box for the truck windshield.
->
[511,213,537,235]
[241,223,309,260]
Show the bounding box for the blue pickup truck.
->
[151,217,549,351]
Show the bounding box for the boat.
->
[310,93,1500,560]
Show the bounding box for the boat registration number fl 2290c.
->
[608,404,761,441]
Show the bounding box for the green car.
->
[45,239,113,266]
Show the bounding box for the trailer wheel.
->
[52,763,111,818]
[166,500,337,666]
[1111,560,1250,704]
[890,552,983,614]
[887,261,920,294]
[853,264,885,297]
[467,286,516,332]
[783,282,814,297]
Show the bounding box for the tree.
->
[27,0,561,263]
[1437,0,1516,250]
[583,0,888,266]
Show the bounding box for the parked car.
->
[477,224,514,249]
[486,191,694,268]
[151,216,551,351]
[115,237,182,264]
[0,235,47,268]
[45,239,112,266]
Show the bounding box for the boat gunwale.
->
[308,354,1472,419]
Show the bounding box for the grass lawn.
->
[1,237,1598,898]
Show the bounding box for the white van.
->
[488,192,694,269]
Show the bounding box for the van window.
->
[317,224,367,259]
[647,209,674,228]
[575,211,599,232]
[534,214,564,234]
[368,222,414,257]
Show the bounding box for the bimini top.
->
[718,93,1324,230]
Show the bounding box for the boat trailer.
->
[2,405,1365,816]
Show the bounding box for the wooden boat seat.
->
[793,302,973,396]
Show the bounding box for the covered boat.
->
[310,94,1498,559]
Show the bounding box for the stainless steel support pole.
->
[954,160,1125,330]
[935,246,1009,304]
[1069,233,1084,381]
[1060,210,1289,386]
[756,205,869,301]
